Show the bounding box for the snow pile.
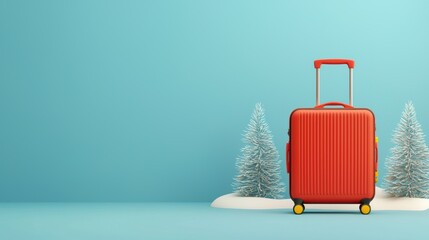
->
[211,187,429,211]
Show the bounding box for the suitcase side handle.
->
[314,59,354,106]
[286,142,291,173]
[375,138,378,170]
[375,139,379,183]
[315,102,353,109]
[314,59,355,69]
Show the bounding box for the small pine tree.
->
[232,103,285,199]
[384,101,429,198]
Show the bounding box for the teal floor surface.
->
[0,203,427,239]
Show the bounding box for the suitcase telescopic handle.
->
[314,59,355,106]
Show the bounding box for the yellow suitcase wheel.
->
[359,204,371,215]
[293,204,305,215]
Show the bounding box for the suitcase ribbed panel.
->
[290,109,375,203]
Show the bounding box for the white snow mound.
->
[211,188,429,211]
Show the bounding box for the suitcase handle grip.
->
[314,59,355,69]
[315,102,353,109]
[286,143,291,174]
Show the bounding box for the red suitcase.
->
[286,59,378,215]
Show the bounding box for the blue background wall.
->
[1,0,429,201]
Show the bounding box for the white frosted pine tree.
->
[384,101,429,198]
[232,103,285,199]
